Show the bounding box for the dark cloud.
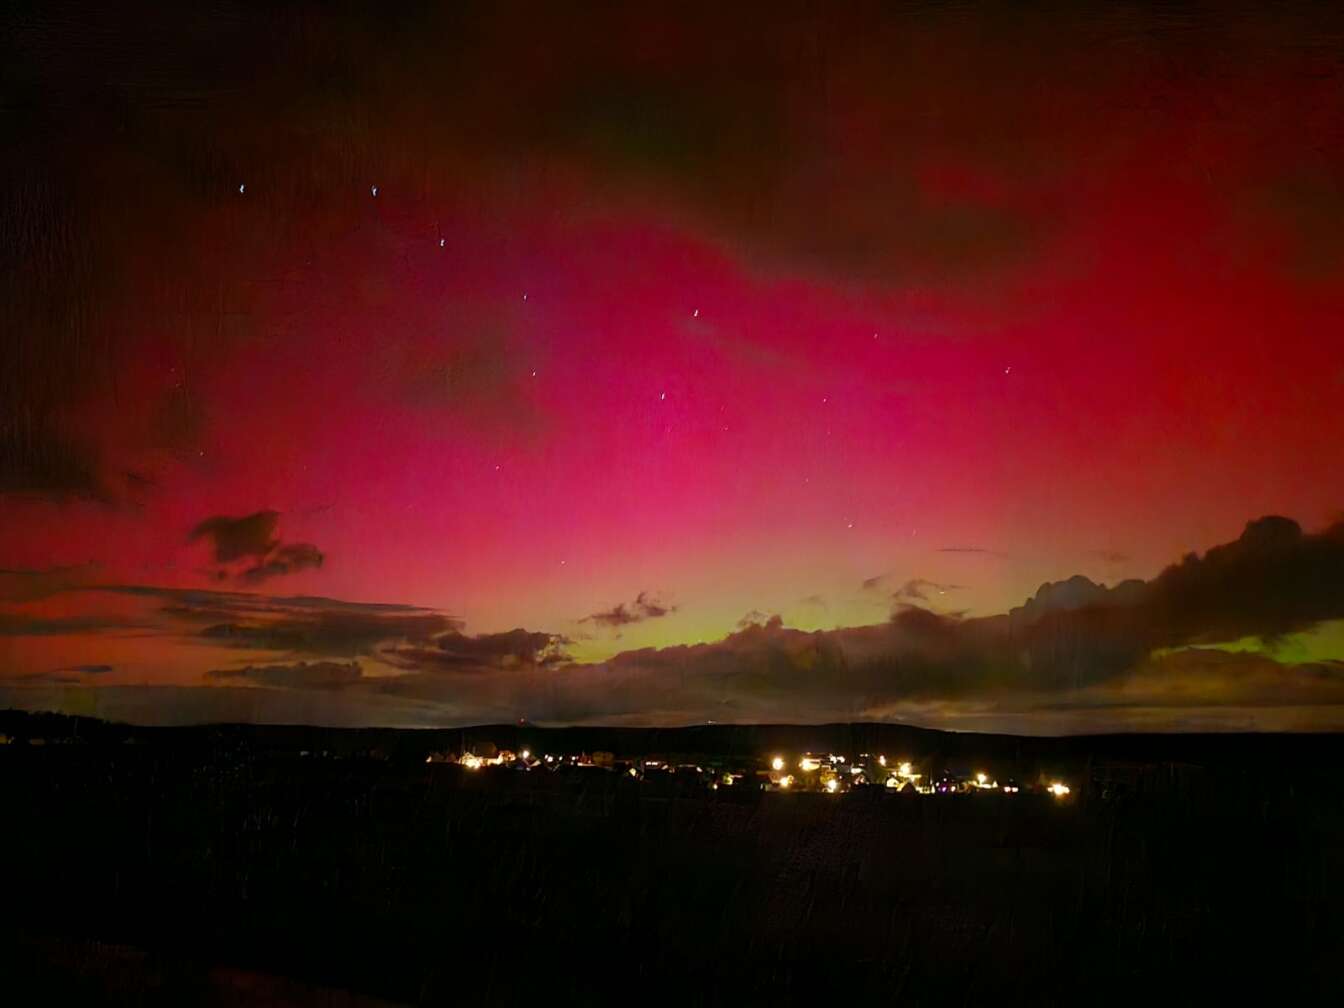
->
[191,512,281,563]
[8,664,114,685]
[1009,573,1146,623]
[516,515,1344,725]
[1141,515,1344,644]
[198,609,452,658]
[381,628,571,673]
[12,671,84,685]
[996,515,1344,672]
[208,660,362,690]
[937,547,1005,556]
[190,512,324,585]
[582,591,676,629]
[93,584,458,657]
[107,585,429,615]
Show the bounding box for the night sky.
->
[3,2,1344,731]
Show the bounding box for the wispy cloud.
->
[208,660,363,689]
[581,591,676,629]
[190,511,324,585]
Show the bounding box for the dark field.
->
[3,718,1342,1004]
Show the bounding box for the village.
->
[425,743,1074,799]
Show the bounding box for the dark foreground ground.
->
[2,724,1342,1005]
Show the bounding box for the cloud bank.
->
[2,516,1344,732]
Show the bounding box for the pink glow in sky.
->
[4,4,1344,730]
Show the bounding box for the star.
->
[659,392,666,400]
[237,184,246,194]
[370,185,379,197]
[530,370,537,377]
[692,308,699,318]
[1004,366,1012,375]
[438,238,445,248]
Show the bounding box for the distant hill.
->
[3,708,1341,783]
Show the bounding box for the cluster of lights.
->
[438,746,1071,801]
